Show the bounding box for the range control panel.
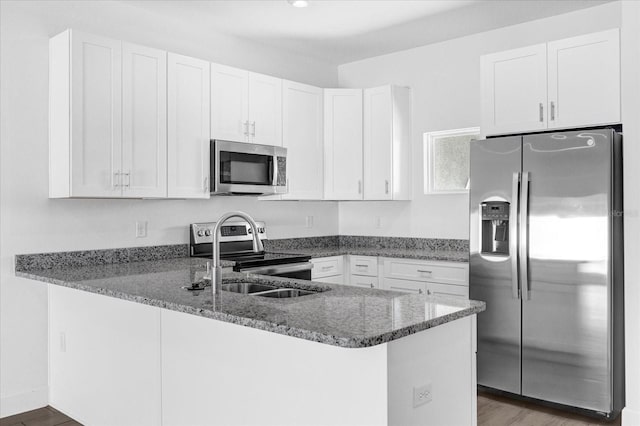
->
[190,221,267,245]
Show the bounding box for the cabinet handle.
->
[251,121,256,137]
[385,180,389,194]
[321,266,333,271]
[243,121,249,136]
[113,171,121,188]
[358,180,362,194]
[370,283,374,288]
[204,176,209,192]
[427,289,432,295]
[123,170,131,188]
[418,288,424,294]
[355,264,368,267]
[539,103,544,122]
[550,101,556,121]
[417,269,432,274]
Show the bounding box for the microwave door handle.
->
[270,156,276,186]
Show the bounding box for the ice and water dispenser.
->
[480,201,510,255]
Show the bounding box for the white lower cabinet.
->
[350,274,379,289]
[49,285,162,426]
[349,255,380,289]
[311,255,345,284]
[382,258,469,299]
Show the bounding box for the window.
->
[424,127,479,194]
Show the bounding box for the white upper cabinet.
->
[210,64,249,143]
[547,29,620,129]
[363,85,411,200]
[50,30,122,198]
[122,43,167,198]
[481,44,548,136]
[281,80,324,200]
[481,29,620,136]
[211,66,282,146]
[323,89,363,200]
[248,72,283,146]
[167,53,210,199]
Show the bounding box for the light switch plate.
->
[413,383,432,407]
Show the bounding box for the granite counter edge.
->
[16,271,483,349]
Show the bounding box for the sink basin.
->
[254,288,316,298]
[221,282,278,294]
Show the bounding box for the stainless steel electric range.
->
[189,221,312,280]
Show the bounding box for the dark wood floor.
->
[478,392,622,426]
[0,407,80,426]
[1,396,622,426]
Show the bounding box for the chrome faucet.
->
[211,211,264,297]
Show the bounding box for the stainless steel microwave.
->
[210,140,287,195]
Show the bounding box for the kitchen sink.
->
[254,288,316,298]
[221,282,278,294]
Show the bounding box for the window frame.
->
[423,126,480,195]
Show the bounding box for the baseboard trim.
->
[622,407,640,426]
[0,387,48,418]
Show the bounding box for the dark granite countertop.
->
[17,257,484,348]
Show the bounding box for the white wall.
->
[0,1,338,416]
[620,2,640,424]
[337,2,622,239]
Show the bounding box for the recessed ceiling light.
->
[287,0,309,8]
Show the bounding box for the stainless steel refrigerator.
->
[469,128,624,419]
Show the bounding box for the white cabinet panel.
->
[428,282,469,299]
[349,255,378,277]
[249,72,282,146]
[311,256,344,279]
[49,285,161,425]
[547,29,620,129]
[363,85,412,201]
[122,43,167,198]
[167,53,210,199]
[383,278,427,295]
[69,30,122,197]
[481,44,548,136]
[383,258,469,285]
[324,89,363,200]
[281,80,324,200]
[350,275,379,289]
[210,64,249,142]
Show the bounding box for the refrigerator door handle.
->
[510,172,520,299]
[520,171,530,300]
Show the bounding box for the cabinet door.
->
[547,29,620,129]
[364,86,393,200]
[248,72,282,146]
[311,256,344,279]
[281,80,323,200]
[167,53,210,198]
[122,43,167,198]
[323,89,363,200]
[211,64,249,142]
[70,31,122,197]
[426,282,469,299]
[383,278,427,295]
[350,275,379,289]
[481,44,547,136]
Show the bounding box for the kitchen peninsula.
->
[16,248,484,426]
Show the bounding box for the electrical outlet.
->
[135,221,147,238]
[413,383,432,407]
[60,332,66,352]
[305,216,314,228]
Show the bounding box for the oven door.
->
[238,262,312,280]
[211,140,287,195]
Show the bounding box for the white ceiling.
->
[125,0,612,65]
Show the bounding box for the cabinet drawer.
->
[311,256,344,279]
[383,259,468,285]
[314,275,344,285]
[427,282,469,299]
[383,278,427,295]
[349,256,377,277]
[349,275,379,289]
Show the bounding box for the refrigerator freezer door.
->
[470,136,522,394]
[521,129,613,412]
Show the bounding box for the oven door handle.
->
[239,262,312,276]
